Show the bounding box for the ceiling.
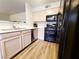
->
[26,0,60,8]
[0,0,25,15]
[0,0,60,15]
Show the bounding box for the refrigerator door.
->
[58,0,79,59]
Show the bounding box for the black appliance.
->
[44,14,59,42]
[58,0,79,59]
[33,22,37,27]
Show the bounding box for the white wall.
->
[32,7,60,40]
[10,12,26,22]
[32,0,64,40]
[25,2,33,27]
[0,21,13,29]
[0,13,10,21]
[33,8,59,21]
[32,0,64,21]
[38,28,45,40]
[35,22,46,40]
[9,2,33,28]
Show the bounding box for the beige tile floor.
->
[13,40,59,59]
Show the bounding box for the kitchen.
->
[0,0,79,59]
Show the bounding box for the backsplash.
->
[34,21,56,28]
[0,21,13,29]
[0,20,33,29]
[34,21,46,28]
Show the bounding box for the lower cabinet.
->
[22,32,31,48]
[34,29,38,39]
[0,29,31,59]
[0,36,21,59]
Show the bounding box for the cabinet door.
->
[34,29,38,39]
[22,32,31,48]
[0,36,21,59]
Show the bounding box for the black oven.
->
[44,14,59,43]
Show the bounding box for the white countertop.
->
[0,27,35,34]
[0,26,46,34]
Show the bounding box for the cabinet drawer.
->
[22,33,31,40]
[0,32,21,40]
[22,30,31,34]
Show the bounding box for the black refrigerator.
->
[58,0,79,59]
